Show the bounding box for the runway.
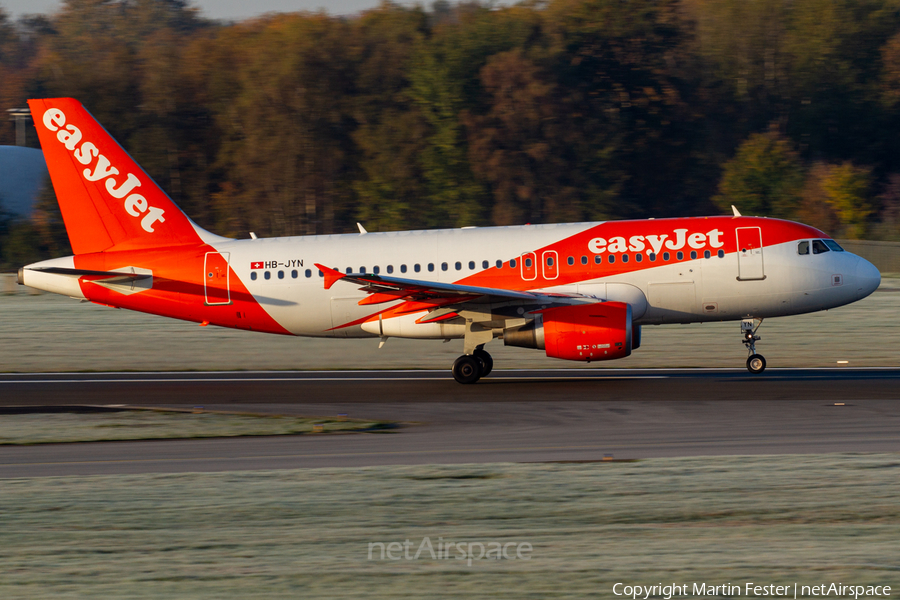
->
[2,367,900,404]
[1,369,898,476]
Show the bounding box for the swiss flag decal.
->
[251,262,263,269]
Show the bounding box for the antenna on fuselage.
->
[731,205,742,217]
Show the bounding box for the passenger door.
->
[736,227,765,281]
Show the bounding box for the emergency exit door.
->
[736,227,765,281]
[204,252,231,305]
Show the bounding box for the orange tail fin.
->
[28,98,209,254]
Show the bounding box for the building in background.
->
[1,108,48,218]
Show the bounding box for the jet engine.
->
[503,301,633,361]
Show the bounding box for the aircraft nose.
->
[854,256,881,300]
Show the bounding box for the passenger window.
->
[428,263,434,272]
[360,267,367,274]
[454,262,461,270]
[469,261,475,270]
[717,250,725,258]
[704,250,710,259]
[510,259,517,268]
[595,255,602,265]
[663,252,670,261]
[649,253,656,262]
[305,269,311,278]
[387,265,393,274]
[622,254,629,263]
[690,251,697,260]
[346,267,353,274]
[567,256,574,266]
[496,260,503,269]
[318,270,323,277]
[581,256,588,265]
[547,256,554,266]
[442,263,448,271]
[524,258,532,268]
[635,254,643,263]
[373,266,380,274]
[798,241,809,255]
[401,265,408,273]
[676,251,684,260]
[278,271,284,279]
[608,255,616,264]
[291,270,298,278]
[482,260,489,269]
[812,240,830,254]
[264,271,271,280]
[251,272,257,281]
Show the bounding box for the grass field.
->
[0,278,898,372]
[0,454,897,599]
[0,409,389,444]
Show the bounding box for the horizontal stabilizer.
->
[28,267,151,279]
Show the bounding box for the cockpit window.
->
[798,241,809,255]
[823,239,844,252]
[812,239,830,254]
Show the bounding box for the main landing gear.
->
[741,318,766,374]
[452,347,493,384]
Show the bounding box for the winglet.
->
[315,263,345,290]
[731,205,742,217]
[357,222,368,235]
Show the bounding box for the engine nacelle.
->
[504,301,633,362]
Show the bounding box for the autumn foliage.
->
[4,0,900,268]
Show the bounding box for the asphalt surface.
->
[1,368,898,476]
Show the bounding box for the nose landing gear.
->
[741,318,766,374]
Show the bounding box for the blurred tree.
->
[714,130,805,219]
[31,181,72,258]
[797,161,874,238]
[870,173,900,240]
[406,3,537,226]
[464,49,585,224]
[4,0,900,259]
[350,4,430,231]
[543,0,704,218]
[211,14,357,237]
[796,163,840,235]
[820,162,874,239]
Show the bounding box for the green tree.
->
[350,4,429,231]
[714,131,805,218]
[406,3,536,227]
[821,162,874,238]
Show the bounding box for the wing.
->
[315,263,572,306]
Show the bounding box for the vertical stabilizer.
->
[28,98,206,254]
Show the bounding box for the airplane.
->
[17,98,882,383]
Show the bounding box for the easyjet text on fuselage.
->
[587,228,724,256]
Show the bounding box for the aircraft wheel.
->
[452,355,482,384]
[747,354,766,374]
[473,349,493,377]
